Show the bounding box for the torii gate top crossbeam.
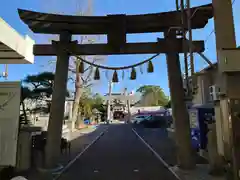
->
[18,4,212,35]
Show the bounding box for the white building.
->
[0,18,34,64]
[0,18,34,167]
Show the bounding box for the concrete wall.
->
[192,76,204,104]
[0,82,21,166]
[27,100,73,132]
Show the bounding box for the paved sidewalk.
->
[62,125,100,141]
[21,125,108,180]
[170,165,225,180]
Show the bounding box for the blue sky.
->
[1,0,240,96]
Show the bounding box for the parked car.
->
[139,115,168,128]
[131,115,151,124]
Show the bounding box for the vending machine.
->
[189,104,215,151]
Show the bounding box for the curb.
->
[132,128,182,180]
[37,164,64,174]
[53,127,108,180]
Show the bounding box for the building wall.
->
[191,66,232,159]
[24,100,73,131]
[192,76,204,104]
[192,68,218,104]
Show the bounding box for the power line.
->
[204,29,214,43]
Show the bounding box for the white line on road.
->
[54,127,109,180]
[131,128,182,180]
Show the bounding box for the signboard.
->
[189,110,199,129]
[0,82,21,166]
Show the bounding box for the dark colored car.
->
[139,115,168,128]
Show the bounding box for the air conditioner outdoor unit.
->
[209,85,221,101]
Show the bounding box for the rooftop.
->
[0,18,34,64]
[18,4,213,34]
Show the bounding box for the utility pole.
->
[107,81,112,123]
[165,0,195,170]
[212,0,239,179]
[127,96,131,123]
[124,88,131,123]
[186,0,194,76]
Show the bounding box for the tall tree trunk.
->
[71,72,82,130]
[21,101,27,123]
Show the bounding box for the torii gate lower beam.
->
[34,40,204,56]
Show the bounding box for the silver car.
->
[131,115,151,124]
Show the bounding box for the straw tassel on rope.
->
[79,61,85,74]
[147,60,154,73]
[94,67,100,80]
[130,67,136,80]
[112,70,119,83]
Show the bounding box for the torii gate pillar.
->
[45,32,72,167]
[213,0,240,179]
[164,30,195,169]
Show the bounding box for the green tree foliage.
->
[91,93,105,112]
[78,92,105,117]
[75,91,105,126]
[24,72,54,98]
[78,88,93,118]
[19,72,56,125]
[24,72,69,99]
[136,85,169,106]
[21,72,69,117]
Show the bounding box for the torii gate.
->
[18,3,213,168]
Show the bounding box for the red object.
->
[78,124,86,129]
[91,121,97,125]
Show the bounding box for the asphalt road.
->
[58,124,178,180]
[134,127,208,166]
